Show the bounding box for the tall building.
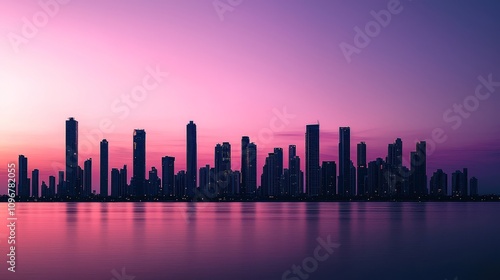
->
[49,175,56,198]
[18,155,29,197]
[470,177,478,196]
[306,124,320,196]
[245,142,257,195]
[350,161,356,194]
[289,145,296,162]
[100,139,109,197]
[261,152,276,197]
[241,136,250,195]
[31,169,39,198]
[65,117,78,197]
[230,171,241,195]
[462,168,468,196]
[132,129,146,196]
[162,156,175,196]
[215,142,231,195]
[338,127,352,196]
[175,170,186,197]
[288,145,301,197]
[273,148,283,195]
[357,142,367,196]
[430,169,447,196]
[410,141,427,196]
[321,161,336,196]
[260,148,283,197]
[451,168,468,196]
[199,164,210,194]
[111,168,120,198]
[83,159,92,197]
[120,165,128,196]
[186,121,197,197]
[387,138,403,168]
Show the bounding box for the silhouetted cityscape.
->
[11,117,484,202]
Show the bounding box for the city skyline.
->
[7,117,489,198]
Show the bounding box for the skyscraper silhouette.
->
[162,156,175,196]
[31,169,39,198]
[65,117,78,197]
[430,169,447,196]
[230,170,241,195]
[18,155,28,197]
[111,168,120,198]
[321,161,336,196]
[84,159,92,197]
[273,148,283,196]
[148,167,160,196]
[452,169,468,196]
[186,121,197,197]
[410,141,427,196]
[100,139,109,197]
[357,142,367,196]
[199,164,210,194]
[175,170,186,197]
[288,145,301,197]
[214,142,231,195]
[49,175,56,197]
[132,129,146,196]
[306,124,320,196]
[241,136,250,195]
[41,181,48,198]
[120,165,128,196]
[338,127,352,196]
[245,142,257,196]
[261,152,276,197]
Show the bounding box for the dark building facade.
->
[470,177,478,196]
[186,121,197,197]
[111,168,120,198]
[306,124,320,196]
[132,129,146,196]
[31,169,39,198]
[245,142,257,196]
[65,117,78,197]
[241,136,249,195]
[18,155,29,197]
[162,156,175,196]
[430,169,447,196]
[83,159,92,197]
[321,161,336,196]
[100,139,109,196]
[410,141,427,196]
[357,142,367,196]
[338,127,352,196]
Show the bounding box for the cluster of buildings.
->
[15,118,479,200]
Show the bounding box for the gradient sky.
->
[1,0,499,194]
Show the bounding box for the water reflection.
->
[4,202,500,280]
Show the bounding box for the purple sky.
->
[1,0,499,194]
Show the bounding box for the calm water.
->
[1,202,499,280]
